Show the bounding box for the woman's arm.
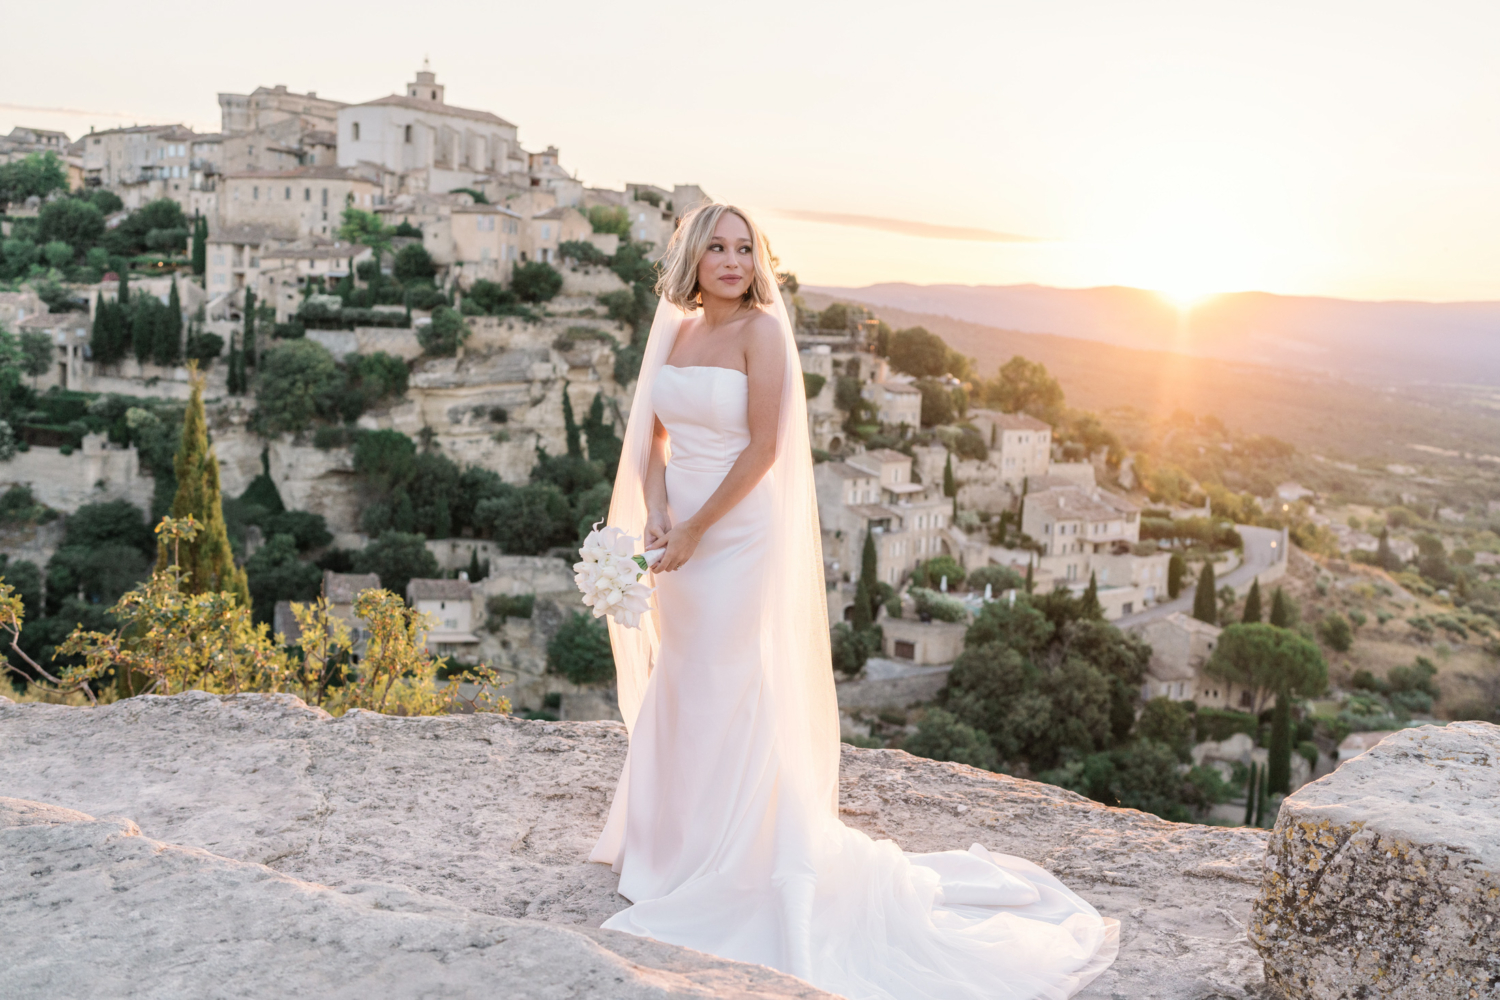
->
[642,416,671,549]
[653,314,784,573]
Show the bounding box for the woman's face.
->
[696,211,754,305]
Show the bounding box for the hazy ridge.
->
[806,283,1500,387]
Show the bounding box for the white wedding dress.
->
[589,361,1119,1000]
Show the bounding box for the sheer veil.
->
[604,288,841,817]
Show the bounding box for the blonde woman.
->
[590,204,1117,1000]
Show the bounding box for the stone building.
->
[337,65,523,197]
[379,192,522,283]
[407,577,481,662]
[80,124,207,211]
[966,410,1052,486]
[218,166,380,239]
[1133,612,1269,711]
[218,84,346,135]
[815,448,952,599]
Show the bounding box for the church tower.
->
[407,59,445,104]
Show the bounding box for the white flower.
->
[575,523,655,630]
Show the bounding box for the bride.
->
[588,204,1118,1000]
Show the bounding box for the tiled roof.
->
[819,461,875,481]
[1026,487,1123,522]
[407,578,473,601]
[324,571,381,604]
[351,94,516,128]
[991,412,1052,431]
[532,207,571,220]
[863,448,911,464]
[207,222,297,245]
[222,165,370,181]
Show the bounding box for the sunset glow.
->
[2,1,1497,300]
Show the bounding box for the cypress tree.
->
[1242,578,1263,623]
[1267,692,1292,796]
[226,333,245,395]
[118,265,130,305]
[1269,587,1292,629]
[562,384,583,458]
[1167,552,1186,599]
[1377,527,1395,570]
[1024,561,1034,593]
[1081,571,1101,619]
[858,530,879,623]
[467,547,485,583]
[1192,561,1217,624]
[156,367,250,607]
[243,288,257,367]
[1243,762,1258,826]
[132,298,154,364]
[942,452,956,498]
[191,215,207,276]
[157,280,183,366]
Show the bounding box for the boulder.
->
[1249,722,1500,999]
[0,692,1276,998]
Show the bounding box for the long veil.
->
[603,290,841,817]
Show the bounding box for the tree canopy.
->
[1204,622,1328,714]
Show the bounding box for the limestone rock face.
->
[0,796,830,1000]
[0,692,1275,999]
[1249,722,1500,999]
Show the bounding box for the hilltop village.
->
[2,65,1498,828]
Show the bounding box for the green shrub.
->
[1193,707,1260,743]
[908,586,966,623]
[512,261,563,303]
[547,611,614,685]
[1318,613,1353,652]
[830,622,882,676]
[901,708,998,771]
[485,593,535,631]
[558,240,608,265]
[418,307,469,357]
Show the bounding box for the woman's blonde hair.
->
[655,203,780,310]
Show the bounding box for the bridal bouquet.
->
[574,524,663,629]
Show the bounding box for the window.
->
[404,124,412,143]
[541,225,551,239]
[304,188,310,201]
[284,186,291,200]
[253,186,259,200]
[894,640,916,660]
[352,123,360,141]
[321,188,328,206]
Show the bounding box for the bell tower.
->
[407,58,444,104]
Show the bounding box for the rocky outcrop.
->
[0,692,1275,998]
[1250,722,1500,999]
[1,797,829,1000]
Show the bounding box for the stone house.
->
[204,223,297,299]
[219,166,380,240]
[967,411,1052,485]
[1134,612,1268,710]
[274,571,382,649]
[526,206,592,265]
[16,312,90,392]
[881,617,966,666]
[407,577,481,662]
[862,379,922,429]
[378,191,523,281]
[815,448,952,599]
[254,244,373,321]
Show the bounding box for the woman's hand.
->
[643,509,673,551]
[653,520,704,573]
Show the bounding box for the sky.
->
[4,1,1498,302]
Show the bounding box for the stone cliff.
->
[0,692,1275,998]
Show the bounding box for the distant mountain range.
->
[804,283,1500,387]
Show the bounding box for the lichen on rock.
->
[1249,722,1500,999]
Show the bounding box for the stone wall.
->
[0,435,154,514]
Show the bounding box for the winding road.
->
[1116,524,1289,630]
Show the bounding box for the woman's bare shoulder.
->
[741,308,785,350]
